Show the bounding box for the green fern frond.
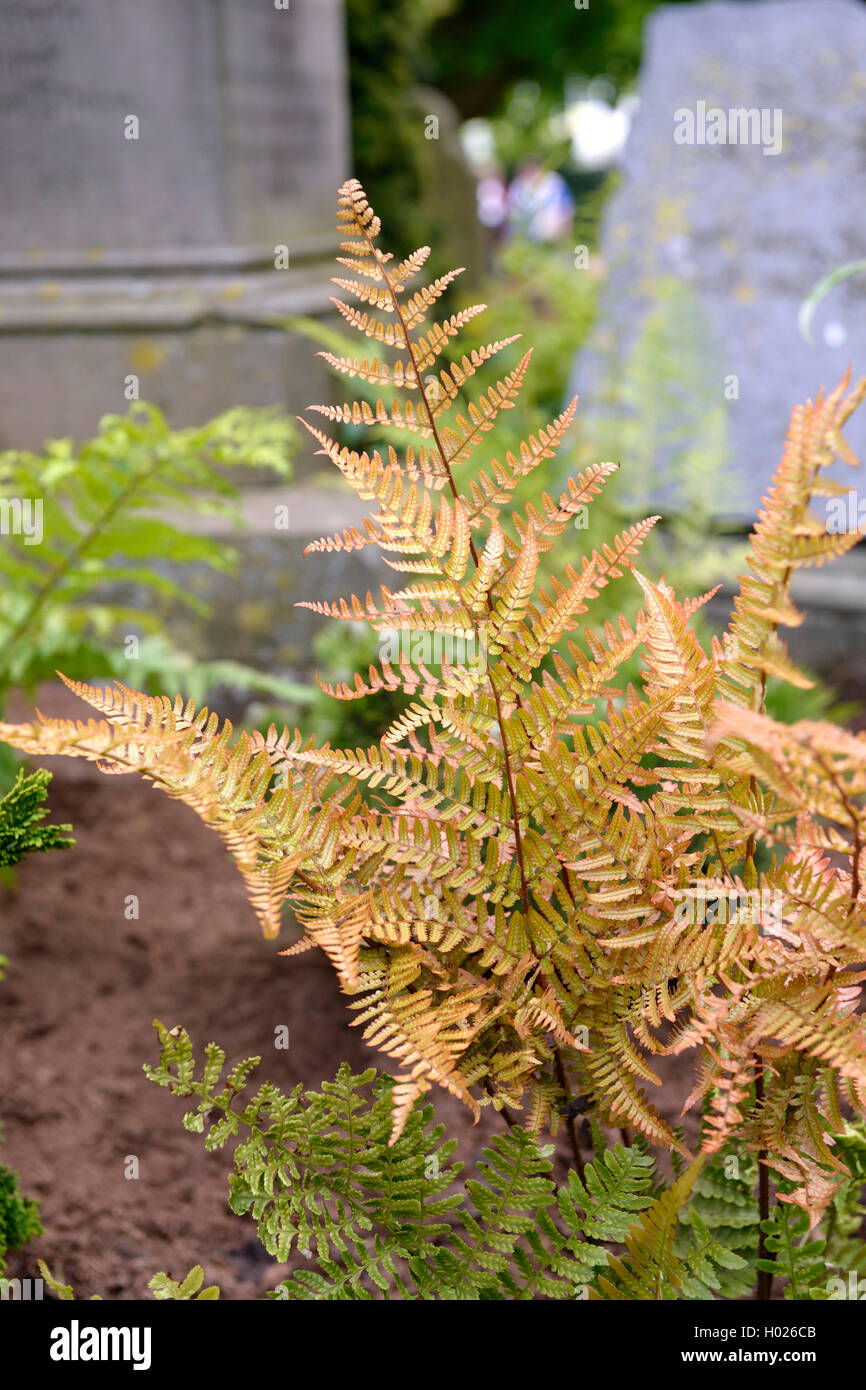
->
[757,1199,829,1300]
[676,1148,759,1298]
[145,1023,673,1302]
[591,1157,706,1300]
[0,402,295,702]
[148,1267,220,1301]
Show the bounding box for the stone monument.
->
[0,0,350,453]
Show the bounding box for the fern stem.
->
[813,746,861,915]
[753,1057,773,1301]
[483,1078,519,1130]
[742,437,817,868]
[555,1047,586,1184]
[359,216,532,916]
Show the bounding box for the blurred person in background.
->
[476,162,510,242]
[506,156,575,242]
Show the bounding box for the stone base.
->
[0,256,339,459]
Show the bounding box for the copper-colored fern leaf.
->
[718,372,866,714]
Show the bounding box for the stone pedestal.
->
[0,0,350,453]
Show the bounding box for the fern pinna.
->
[3,180,866,1232]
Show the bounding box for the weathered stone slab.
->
[0,0,224,253]
[219,1,349,248]
[0,0,347,258]
[0,0,349,446]
[570,0,866,520]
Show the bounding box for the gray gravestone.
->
[569,0,866,521]
[0,0,349,451]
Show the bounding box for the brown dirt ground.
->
[0,691,697,1301]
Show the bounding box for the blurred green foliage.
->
[457,235,600,421]
[429,0,694,118]
[482,82,576,174]
[345,0,453,261]
[576,276,746,594]
[0,404,296,687]
[0,401,298,790]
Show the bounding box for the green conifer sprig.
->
[0,768,72,868]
